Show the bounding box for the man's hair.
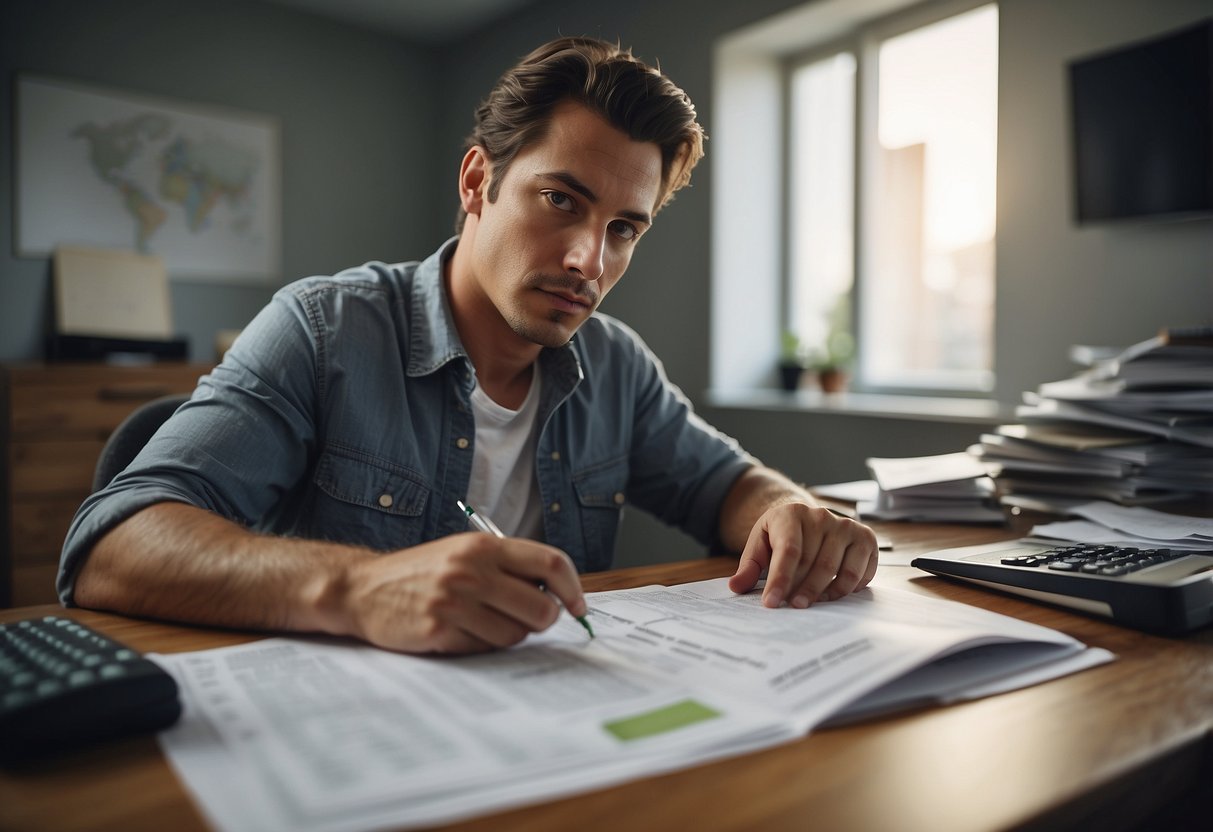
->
[456,36,705,233]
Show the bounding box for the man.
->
[60,37,878,654]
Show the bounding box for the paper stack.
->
[974,327,1213,510]
[859,452,1005,523]
[1029,501,1213,553]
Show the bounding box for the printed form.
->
[154,578,1111,831]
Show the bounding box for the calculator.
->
[912,541,1213,635]
[1,615,181,762]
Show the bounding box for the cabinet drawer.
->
[10,439,105,497]
[10,378,200,439]
[11,497,81,563]
[12,564,60,607]
[3,362,211,607]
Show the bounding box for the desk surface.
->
[3,517,1211,832]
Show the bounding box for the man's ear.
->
[459,147,490,216]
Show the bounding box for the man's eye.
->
[609,220,638,241]
[544,191,574,212]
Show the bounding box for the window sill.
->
[704,388,1011,425]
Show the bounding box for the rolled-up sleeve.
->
[618,328,757,548]
[57,287,322,605]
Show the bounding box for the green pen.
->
[457,500,595,638]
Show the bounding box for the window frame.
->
[781,40,861,376]
[781,0,999,397]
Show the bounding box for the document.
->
[860,453,1004,524]
[1031,499,1213,551]
[1017,395,1213,448]
[865,451,988,492]
[154,578,1111,832]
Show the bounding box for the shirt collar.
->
[406,236,465,378]
[405,236,583,396]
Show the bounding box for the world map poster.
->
[16,75,280,283]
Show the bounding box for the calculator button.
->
[4,691,33,709]
[100,664,127,679]
[68,669,96,687]
[35,679,63,696]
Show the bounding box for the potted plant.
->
[810,328,855,393]
[778,330,808,391]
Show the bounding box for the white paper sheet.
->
[1030,500,1213,550]
[154,578,1111,832]
[1070,501,1213,540]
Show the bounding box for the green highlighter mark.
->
[603,699,721,742]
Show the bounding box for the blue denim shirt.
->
[58,238,754,603]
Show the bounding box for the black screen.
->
[1069,20,1213,223]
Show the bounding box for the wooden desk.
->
[2,518,1211,832]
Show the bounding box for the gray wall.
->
[994,0,1213,402]
[1,0,445,362]
[3,0,1210,568]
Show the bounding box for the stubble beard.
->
[505,274,599,348]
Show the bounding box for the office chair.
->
[92,394,190,492]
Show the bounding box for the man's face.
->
[462,101,663,349]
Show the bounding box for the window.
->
[785,3,998,392]
[788,53,856,374]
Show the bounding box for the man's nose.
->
[564,228,606,282]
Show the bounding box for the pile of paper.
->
[152,578,1108,832]
[859,452,1005,523]
[974,328,1213,509]
[1029,501,1213,553]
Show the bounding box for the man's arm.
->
[74,502,588,654]
[719,466,878,609]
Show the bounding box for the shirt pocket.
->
[571,456,629,572]
[310,446,430,550]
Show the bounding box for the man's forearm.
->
[73,502,373,637]
[717,466,817,552]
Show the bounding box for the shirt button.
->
[614,492,625,505]
[456,437,470,449]
[549,502,561,514]
[550,451,560,461]
[378,493,393,508]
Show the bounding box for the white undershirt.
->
[464,366,545,540]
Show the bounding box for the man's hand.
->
[727,503,878,609]
[342,532,588,654]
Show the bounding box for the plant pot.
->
[816,368,849,393]
[778,363,805,391]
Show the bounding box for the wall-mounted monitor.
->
[1068,19,1213,224]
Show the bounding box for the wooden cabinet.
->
[1,363,210,607]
